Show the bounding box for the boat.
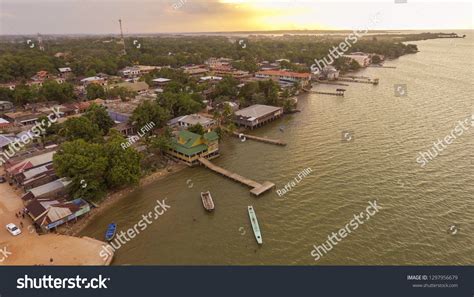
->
[105,223,116,241]
[200,191,215,211]
[247,206,262,245]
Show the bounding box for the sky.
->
[0,0,472,35]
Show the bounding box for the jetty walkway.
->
[198,158,275,196]
[232,132,286,146]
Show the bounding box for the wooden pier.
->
[232,132,287,146]
[311,89,345,97]
[198,158,275,196]
[337,76,379,85]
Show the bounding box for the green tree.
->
[84,103,114,135]
[85,83,106,100]
[104,131,142,189]
[61,116,102,142]
[130,100,170,130]
[38,80,75,103]
[53,139,109,201]
[188,123,205,135]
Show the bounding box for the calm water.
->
[82,35,474,265]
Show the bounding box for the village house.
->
[80,76,107,86]
[167,114,216,131]
[58,67,73,78]
[255,70,312,87]
[25,197,90,232]
[4,151,55,178]
[152,78,172,87]
[342,52,371,67]
[109,81,149,95]
[3,111,43,126]
[183,65,208,77]
[167,130,219,166]
[0,101,14,111]
[234,104,283,129]
[21,177,71,202]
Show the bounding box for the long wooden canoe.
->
[248,206,262,244]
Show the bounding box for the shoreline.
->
[58,162,187,237]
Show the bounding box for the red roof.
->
[256,70,311,79]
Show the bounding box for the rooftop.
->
[235,104,282,119]
[256,70,311,79]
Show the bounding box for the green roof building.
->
[167,130,219,166]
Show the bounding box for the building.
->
[80,76,107,86]
[21,177,71,202]
[342,52,371,67]
[183,65,208,77]
[167,114,216,131]
[152,78,171,87]
[255,70,311,86]
[119,66,141,78]
[3,111,43,126]
[234,104,283,129]
[109,81,149,95]
[4,151,55,177]
[26,198,90,232]
[0,101,14,112]
[200,76,223,82]
[315,66,340,80]
[0,118,13,130]
[58,67,72,78]
[167,130,219,166]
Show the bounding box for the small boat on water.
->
[105,223,116,241]
[248,206,262,245]
[200,191,215,211]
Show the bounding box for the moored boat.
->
[248,206,262,245]
[105,223,116,241]
[201,191,215,211]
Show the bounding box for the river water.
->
[81,34,473,265]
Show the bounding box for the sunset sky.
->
[0,0,472,35]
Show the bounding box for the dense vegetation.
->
[0,32,435,84]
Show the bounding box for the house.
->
[114,122,136,137]
[4,151,55,177]
[109,82,149,95]
[167,114,216,131]
[234,104,283,129]
[25,198,90,232]
[0,134,17,150]
[167,130,219,166]
[152,78,171,87]
[315,66,340,80]
[31,71,50,81]
[3,111,43,126]
[21,177,71,202]
[342,52,371,67]
[200,76,223,82]
[183,65,208,77]
[80,76,107,86]
[58,67,72,78]
[256,70,311,86]
[0,101,14,111]
[119,66,141,78]
[16,163,56,190]
[0,118,13,129]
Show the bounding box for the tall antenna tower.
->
[118,19,127,56]
[37,33,45,51]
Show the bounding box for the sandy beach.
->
[0,158,185,266]
[0,168,112,265]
